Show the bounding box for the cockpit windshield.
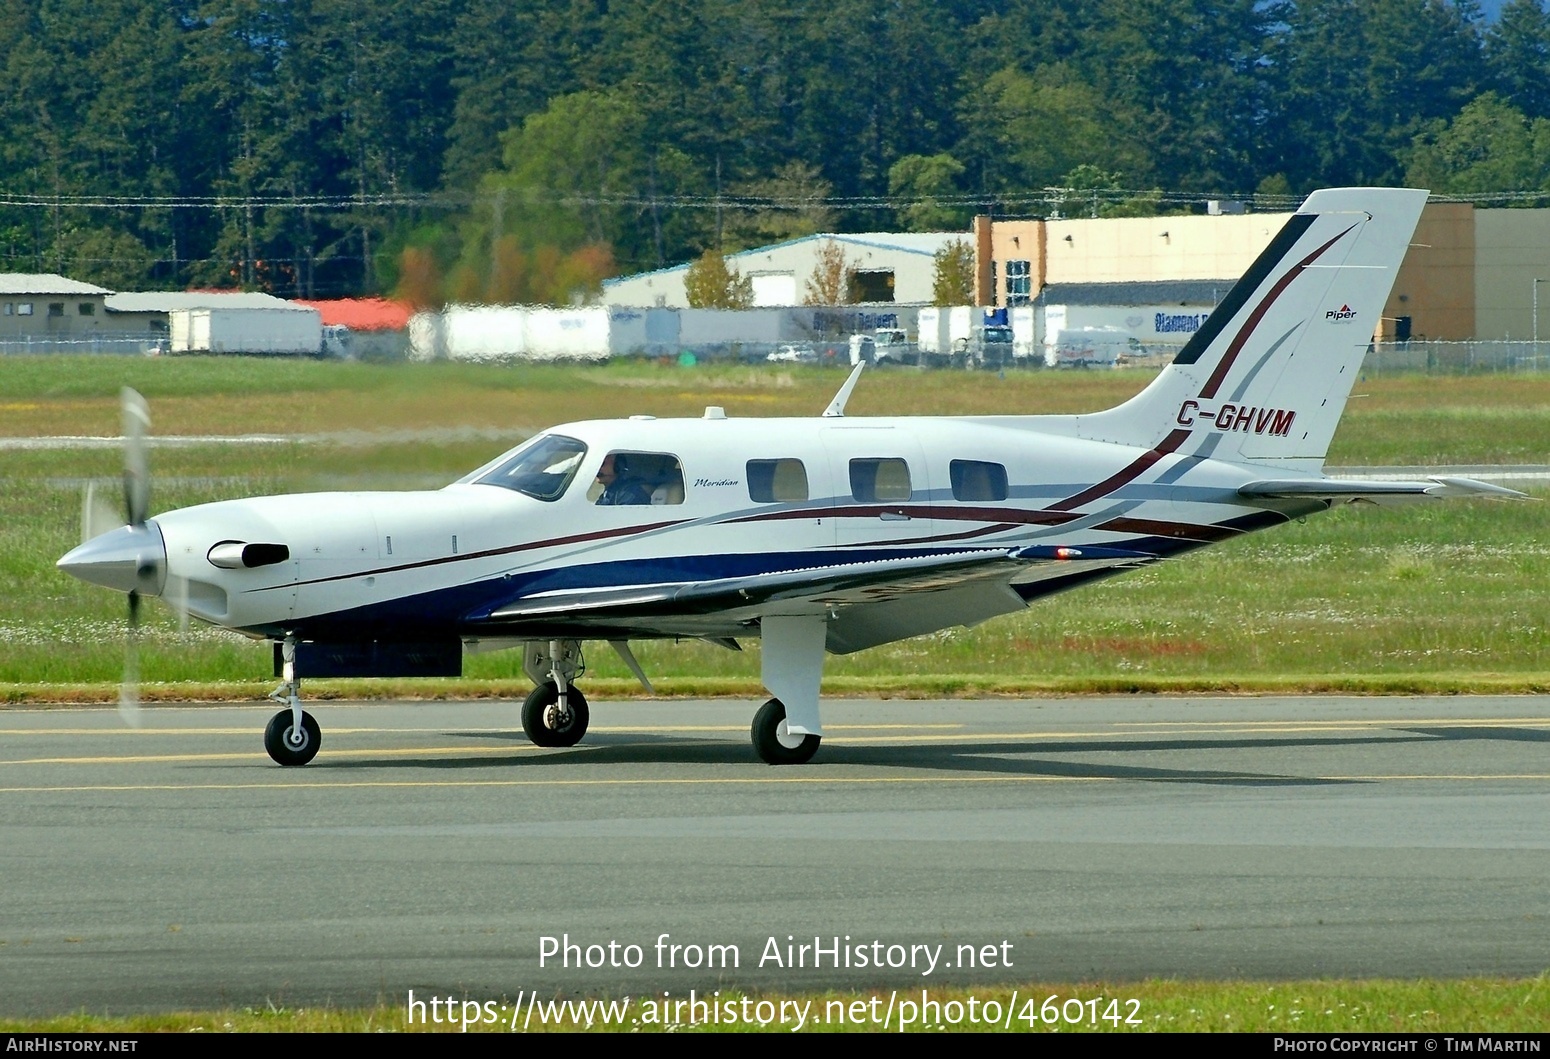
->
[464,434,588,501]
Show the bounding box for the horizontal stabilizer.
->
[1239,476,1528,504]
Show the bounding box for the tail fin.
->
[1076,187,1427,470]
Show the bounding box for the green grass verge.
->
[3,976,1546,1032]
[7,673,1550,707]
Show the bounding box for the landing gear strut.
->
[265,636,320,766]
[521,639,589,747]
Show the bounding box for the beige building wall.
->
[1473,208,1550,340]
[1380,203,1474,341]
[985,219,1044,307]
[1042,213,1292,285]
[0,294,109,337]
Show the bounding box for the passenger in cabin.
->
[595,453,653,506]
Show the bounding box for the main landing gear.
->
[750,698,821,765]
[751,614,827,766]
[518,621,831,765]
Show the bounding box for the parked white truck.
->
[917,306,973,367]
[170,307,324,356]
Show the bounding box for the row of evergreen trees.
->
[3,0,1549,303]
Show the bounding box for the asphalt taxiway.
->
[2,695,1547,1016]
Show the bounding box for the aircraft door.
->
[736,442,837,559]
[822,427,937,553]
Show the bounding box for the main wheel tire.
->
[264,709,321,766]
[522,682,589,747]
[751,698,821,765]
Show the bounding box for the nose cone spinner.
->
[58,522,167,596]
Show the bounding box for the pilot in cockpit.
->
[595,453,654,506]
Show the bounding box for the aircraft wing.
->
[485,549,1025,625]
[1239,476,1527,505]
[477,545,1160,642]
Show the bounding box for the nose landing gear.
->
[265,637,320,766]
[520,639,590,747]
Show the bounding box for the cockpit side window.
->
[469,434,588,501]
[590,451,685,506]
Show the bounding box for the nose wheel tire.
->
[751,698,821,765]
[522,682,590,747]
[264,709,321,766]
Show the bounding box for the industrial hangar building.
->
[601,201,1550,347]
[601,232,964,309]
[0,274,112,337]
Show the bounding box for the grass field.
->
[3,976,1545,1032]
[1,356,1546,696]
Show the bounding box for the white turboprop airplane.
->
[58,187,1522,766]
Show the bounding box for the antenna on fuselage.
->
[822,360,866,418]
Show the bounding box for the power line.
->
[3,185,1549,213]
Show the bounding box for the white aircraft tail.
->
[1072,187,1427,470]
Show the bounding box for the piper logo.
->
[1325,304,1357,322]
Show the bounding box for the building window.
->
[16,302,32,316]
[3,303,11,316]
[849,270,895,303]
[78,302,95,316]
[48,303,65,317]
[1005,260,1032,307]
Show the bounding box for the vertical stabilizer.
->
[1075,187,1427,470]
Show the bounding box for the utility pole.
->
[1535,277,1545,345]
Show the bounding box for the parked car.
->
[766,343,818,364]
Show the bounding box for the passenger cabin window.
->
[471,434,587,501]
[950,459,1009,501]
[591,451,684,506]
[849,458,912,503]
[746,459,808,503]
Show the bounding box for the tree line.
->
[2,0,1548,304]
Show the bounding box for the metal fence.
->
[0,332,162,356]
[1363,340,1550,375]
[5,332,1550,374]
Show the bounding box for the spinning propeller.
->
[120,388,150,725]
[57,388,183,726]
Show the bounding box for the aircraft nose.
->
[57,521,167,597]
